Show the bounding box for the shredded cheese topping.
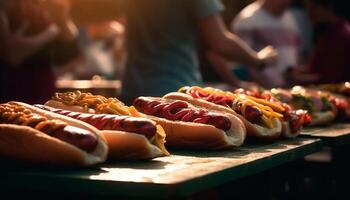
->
[128,106,143,118]
[52,91,130,115]
[153,125,170,156]
[245,96,285,113]
[0,103,67,133]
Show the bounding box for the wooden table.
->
[0,138,321,199]
[298,124,350,199]
[300,123,350,147]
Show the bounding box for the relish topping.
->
[271,86,335,113]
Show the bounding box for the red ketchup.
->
[133,98,231,132]
[187,88,233,108]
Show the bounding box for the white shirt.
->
[232,2,301,88]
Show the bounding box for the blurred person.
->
[0,0,78,104]
[289,0,313,62]
[85,20,125,80]
[231,0,301,88]
[119,0,277,104]
[60,20,126,80]
[298,0,349,84]
[69,0,277,102]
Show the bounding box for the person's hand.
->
[257,45,278,69]
[42,0,78,41]
[43,0,71,25]
[89,21,124,41]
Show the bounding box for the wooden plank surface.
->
[301,123,350,147]
[0,138,321,199]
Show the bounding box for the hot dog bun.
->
[164,92,282,140]
[280,122,298,138]
[0,102,108,166]
[101,130,164,159]
[133,97,246,149]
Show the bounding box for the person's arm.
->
[198,14,277,68]
[44,0,78,42]
[0,10,59,67]
[206,50,257,88]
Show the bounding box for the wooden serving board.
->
[0,138,321,199]
[301,123,350,147]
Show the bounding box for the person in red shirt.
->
[287,0,350,85]
[0,0,78,104]
[307,0,350,84]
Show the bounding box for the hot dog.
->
[164,86,283,140]
[44,91,169,158]
[0,102,108,166]
[132,96,246,149]
[269,86,337,126]
[35,105,168,159]
[234,88,310,138]
[327,94,350,122]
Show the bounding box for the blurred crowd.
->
[0,0,349,104]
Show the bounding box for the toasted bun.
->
[45,100,96,113]
[0,102,108,167]
[101,130,163,160]
[164,92,282,140]
[310,111,336,126]
[135,97,246,149]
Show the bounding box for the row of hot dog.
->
[0,82,349,167]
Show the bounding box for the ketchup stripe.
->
[134,98,231,131]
